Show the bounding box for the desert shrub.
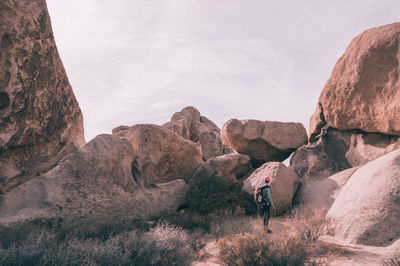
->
[156,211,211,232]
[217,232,313,266]
[182,174,256,218]
[0,223,196,266]
[210,216,258,240]
[382,252,400,266]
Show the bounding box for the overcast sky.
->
[47,0,400,142]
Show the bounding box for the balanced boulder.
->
[191,153,253,181]
[163,106,230,160]
[0,0,85,189]
[243,162,300,215]
[310,22,400,141]
[115,124,203,186]
[326,149,400,246]
[222,119,307,166]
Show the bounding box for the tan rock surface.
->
[0,0,85,188]
[191,153,253,181]
[243,162,300,215]
[297,167,358,209]
[291,127,400,180]
[163,106,230,160]
[118,124,203,186]
[222,119,307,166]
[310,22,400,140]
[0,134,188,225]
[326,149,400,246]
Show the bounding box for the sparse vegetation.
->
[382,252,400,266]
[181,173,256,218]
[0,223,197,266]
[218,231,313,266]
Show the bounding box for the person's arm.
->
[265,188,275,209]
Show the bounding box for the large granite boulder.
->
[0,0,85,190]
[242,162,300,215]
[296,167,358,209]
[163,106,230,160]
[326,149,400,246]
[191,153,253,181]
[115,124,203,186]
[290,127,400,180]
[0,134,187,226]
[310,22,400,142]
[222,119,307,166]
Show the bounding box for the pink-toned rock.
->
[0,135,188,225]
[192,153,253,181]
[326,149,400,246]
[310,22,400,142]
[222,119,307,166]
[117,124,203,186]
[0,0,85,189]
[242,162,300,215]
[290,127,400,180]
[163,106,231,160]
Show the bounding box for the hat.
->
[264,176,271,182]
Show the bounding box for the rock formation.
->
[191,153,253,181]
[114,124,203,186]
[291,127,400,180]
[242,162,300,215]
[0,134,187,225]
[0,0,85,191]
[326,149,400,246]
[163,106,231,160]
[222,119,307,166]
[296,167,358,209]
[310,22,400,142]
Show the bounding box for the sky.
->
[46,0,400,142]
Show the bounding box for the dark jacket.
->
[258,184,275,209]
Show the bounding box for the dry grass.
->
[382,252,400,266]
[218,231,313,266]
[0,223,197,266]
[215,206,348,265]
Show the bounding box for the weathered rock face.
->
[116,124,203,186]
[296,167,358,209]
[290,127,400,180]
[191,153,253,181]
[0,134,188,225]
[163,106,230,160]
[326,149,400,246]
[242,162,300,215]
[310,22,400,141]
[0,0,85,189]
[222,119,307,166]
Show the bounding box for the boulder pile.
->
[2,0,400,250]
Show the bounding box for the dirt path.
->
[319,235,400,266]
[191,240,222,266]
[191,218,400,266]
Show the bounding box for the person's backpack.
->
[255,188,263,203]
[254,185,269,204]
